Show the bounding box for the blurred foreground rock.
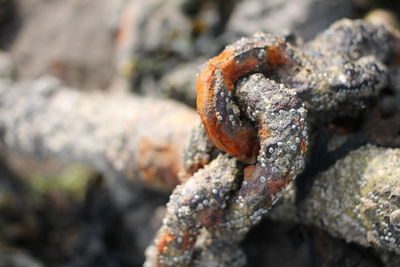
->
[0,150,169,266]
[4,0,126,89]
[0,75,198,191]
[227,0,355,41]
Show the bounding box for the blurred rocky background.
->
[0,0,400,266]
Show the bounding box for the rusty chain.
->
[144,19,400,267]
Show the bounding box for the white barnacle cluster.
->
[156,228,195,266]
[306,59,387,112]
[223,193,271,236]
[303,20,397,113]
[182,124,213,174]
[221,171,297,237]
[333,59,385,101]
[155,224,195,266]
[216,76,312,237]
[183,158,238,219]
[257,88,309,178]
[156,155,240,266]
[298,145,400,254]
[214,76,243,127]
[307,70,340,111]
[157,246,193,267]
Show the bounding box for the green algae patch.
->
[29,163,95,200]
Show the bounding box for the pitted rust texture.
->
[147,19,400,267]
[148,155,240,267]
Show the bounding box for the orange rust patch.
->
[196,58,217,114]
[243,165,257,181]
[156,232,175,254]
[268,176,291,195]
[181,232,197,250]
[196,49,259,163]
[208,125,258,163]
[300,139,308,152]
[267,45,287,67]
[243,165,291,194]
[220,55,260,90]
[197,207,222,227]
[137,139,180,190]
[259,125,270,138]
